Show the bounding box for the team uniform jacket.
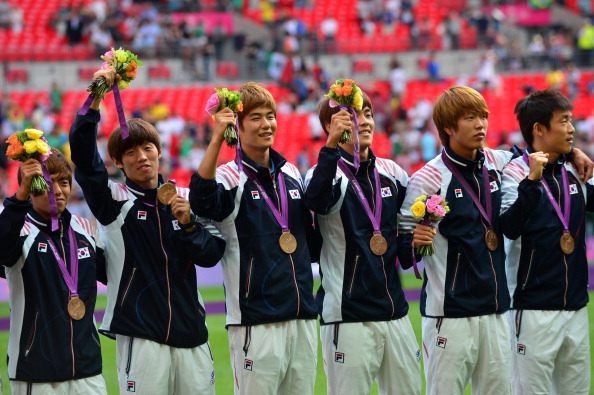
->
[69,109,225,348]
[188,149,317,327]
[304,146,413,324]
[501,150,594,311]
[0,198,105,382]
[400,146,512,318]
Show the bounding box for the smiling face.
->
[114,142,162,189]
[340,105,375,157]
[239,105,277,157]
[31,172,71,219]
[446,111,488,160]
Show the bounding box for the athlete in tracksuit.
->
[304,94,421,395]
[189,82,318,395]
[501,89,593,394]
[0,150,108,394]
[401,86,512,395]
[69,67,226,395]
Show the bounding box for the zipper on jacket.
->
[348,255,360,295]
[289,255,301,315]
[522,250,535,290]
[381,256,395,316]
[156,206,173,343]
[120,267,137,306]
[474,165,500,310]
[245,257,254,299]
[25,311,39,356]
[69,318,75,377]
[451,253,461,293]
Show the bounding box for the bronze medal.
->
[67,296,85,320]
[560,232,575,255]
[369,233,388,256]
[157,182,177,205]
[279,231,297,254]
[485,228,498,251]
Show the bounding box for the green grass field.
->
[1,274,593,394]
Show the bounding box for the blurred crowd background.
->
[2,0,594,219]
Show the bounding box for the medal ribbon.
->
[522,153,570,232]
[329,100,360,172]
[78,83,129,138]
[441,149,493,229]
[40,162,59,232]
[42,226,79,297]
[337,159,382,233]
[243,165,290,232]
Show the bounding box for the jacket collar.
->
[338,146,377,173]
[27,208,72,233]
[241,148,287,179]
[444,145,485,173]
[125,174,166,205]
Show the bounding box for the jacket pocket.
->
[25,310,40,357]
[521,250,535,290]
[450,252,461,294]
[120,267,137,307]
[245,257,254,299]
[347,255,360,295]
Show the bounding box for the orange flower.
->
[6,133,19,145]
[126,69,137,79]
[6,140,23,158]
[343,79,354,86]
[342,85,353,96]
[236,102,243,112]
[333,85,344,96]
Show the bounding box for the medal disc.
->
[485,228,498,251]
[279,231,297,254]
[369,233,388,256]
[67,296,85,320]
[560,232,575,254]
[157,182,177,205]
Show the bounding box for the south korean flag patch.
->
[489,181,499,193]
[289,189,301,199]
[77,247,90,259]
[381,187,392,197]
[569,184,578,194]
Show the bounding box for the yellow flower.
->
[25,128,43,139]
[118,80,130,90]
[414,195,427,202]
[115,49,128,63]
[35,139,50,154]
[23,140,38,154]
[411,202,426,219]
[352,91,363,110]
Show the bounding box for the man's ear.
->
[112,159,124,169]
[533,122,544,137]
[444,127,454,137]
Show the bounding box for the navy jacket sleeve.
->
[69,109,120,225]
[188,173,236,222]
[501,178,542,240]
[177,221,225,268]
[0,197,31,267]
[304,146,342,215]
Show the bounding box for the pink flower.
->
[430,195,443,204]
[205,93,221,116]
[435,205,446,217]
[101,61,111,70]
[426,199,438,213]
[103,51,113,59]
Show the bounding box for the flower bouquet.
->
[205,88,243,147]
[410,194,450,256]
[5,129,51,196]
[86,47,143,99]
[325,78,364,143]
